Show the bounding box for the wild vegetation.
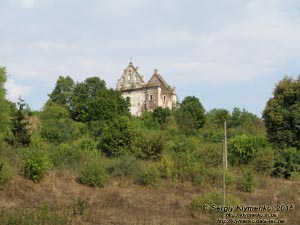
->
[0,68,300,224]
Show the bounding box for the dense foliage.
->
[263,76,300,149]
[11,97,32,147]
[0,67,11,143]
[175,96,205,135]
[1,70,300,193]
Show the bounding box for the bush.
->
[172,151,200,182]
[0,203,68,225]
[136,131,166,160]
[106,155,138,177]
[78,159,108,187]
[170,136,201,153]
[98,116,136,157]
[159,154,175,179]
[290,171,300,181]
[238,169,255,193]
[273,147,300,179]
[228,134,268,166]
[253,147,275,175]
[73,136,97,152]
[23,148,51,182]
[49,144,86,169]
[0,160,13,187]
[134,164,160,186]
[190,190,240,210]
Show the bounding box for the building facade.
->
[116,62,177,116]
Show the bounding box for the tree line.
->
[1,67,300,183]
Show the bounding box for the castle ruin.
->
[116,62,177,116]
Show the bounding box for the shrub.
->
[0,203,68,225]
[228,134,268,166]
[170,136,200,153]
[190,190,240,210]
[225,170,237,186]
[49,144,85,169]
[273,147,300,179]
[253,147,275,175]
[73,197,89,215]
[238,169,255,193]
[290,171,300,181]
[23,148,51,182]
[159,154,175,179]
[78,159,108,187]
[134,164,160,186]
[172,151,200,182]
[106,155,138,177]
[50,142,100,170]
[0,160,13,187]
[98,116,136,157]
[136,130,166,160]
[74,136,97,152]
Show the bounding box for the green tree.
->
[11,97,31,147]
[136,130,166,160]
[152,107,171,125]
[97,116,136,157]
[175,96,205,135]
[263,76,300,149]
[205,108,230,128]
[138,112,160,130]
[40,103,84,143]
[229,108,264,135]
[201,108,230,142]
[273,148,300,179]
[70,77,129,122]
[0,67,10,138]
[47,76,74,106]
[228,134,268,166]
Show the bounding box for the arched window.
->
[149,94,153,101]
[163,95,167,102]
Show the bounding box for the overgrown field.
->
[1,70,300,224]
[0,145,300,225]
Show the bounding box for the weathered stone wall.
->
[116,63,145,90]
[121,88,146,116]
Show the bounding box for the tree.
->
[40,103,84,143]
[200,108,230,142]
[48,76,74,107]
[11,97,31,147]
[0,67,10,137]
[263,76,300,149]
[97,116,136,157]
[175,96,205,135]
[205,108,230,128]
[152,107,171,125]
[69,77,129,122]
[230,108,262,129]
[228,134,268,166]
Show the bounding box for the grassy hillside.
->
[1,75,300,224]
[0,169,299,225]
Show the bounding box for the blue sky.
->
[1,0,300,116]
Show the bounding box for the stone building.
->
[116,62,177,116]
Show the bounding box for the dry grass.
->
[0,170,299,225]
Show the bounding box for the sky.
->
[1,0,300,116]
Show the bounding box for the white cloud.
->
[5,79,31,102]
[2,0,300,87]
[20,0,35,8]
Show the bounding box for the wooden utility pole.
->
[223,121,228,221]
[224,120,228,170]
